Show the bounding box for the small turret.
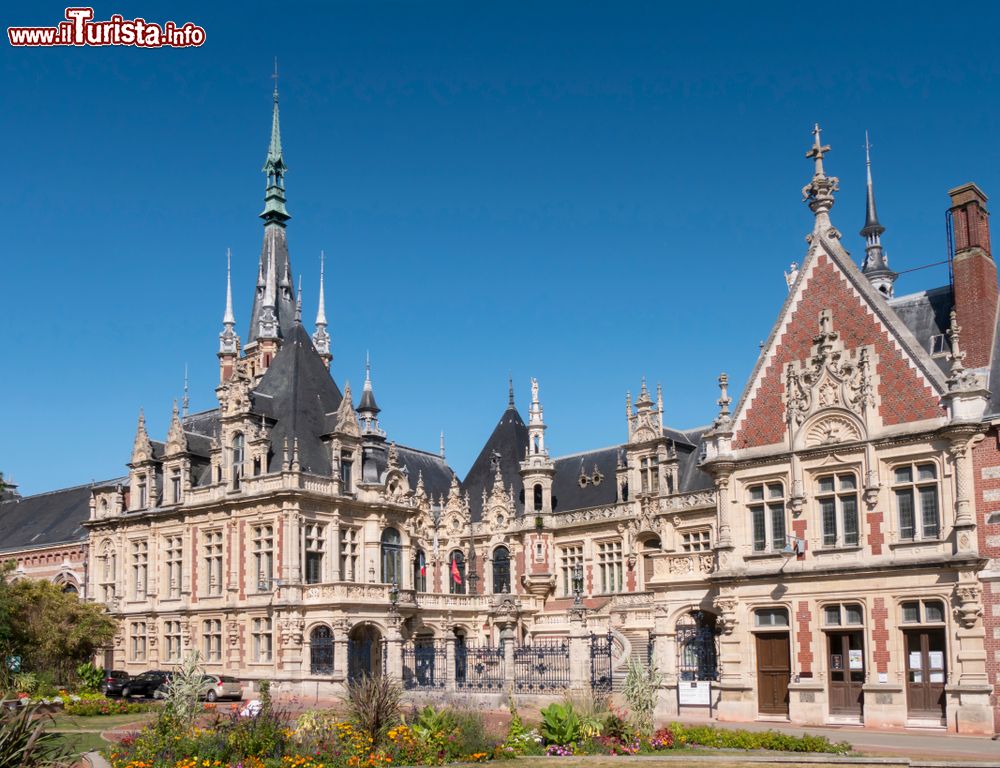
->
[312,251,332,367]
[358,353,385,437]
[219,249,240,381]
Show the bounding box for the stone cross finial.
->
[806,123,830,175]
[802,123,839,217]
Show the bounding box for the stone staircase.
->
[612,628,650,693]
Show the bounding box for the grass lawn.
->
[48,712,154,731]
[48,729,108,756]
[491,760,883,768]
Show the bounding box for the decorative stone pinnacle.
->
[802,123,839,219]
[717,373,731,415]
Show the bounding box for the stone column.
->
[445,635,457,692]
[653,605,677,722]
[948,579,993,734]
[386,620,404,680]
[502,627,516,691]
[330,521,341,582]
[332,620,349,684]
[567,611,590,693]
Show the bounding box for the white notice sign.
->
[678,680,711,707]
[908,651,922,670]
[928,651,944,671]
[848,649,864,670]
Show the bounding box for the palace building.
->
[6,85,1000,735]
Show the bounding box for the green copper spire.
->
[261,59,290,227]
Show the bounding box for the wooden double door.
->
[827,631,864,717]
[904,629,946,720]
[756,633,790,715]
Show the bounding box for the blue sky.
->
[3,1,1000,494]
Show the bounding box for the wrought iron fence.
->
[455,641,505,691]
[590,631,613,694]
[402,639,448,690]
[514,638,570,692]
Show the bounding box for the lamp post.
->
[572,563,584,607]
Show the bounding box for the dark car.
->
[121,670,172,699]
[100,670,130,697]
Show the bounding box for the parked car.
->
[121,670,173,698]
[200,674,243,702]
[100,670,130,697]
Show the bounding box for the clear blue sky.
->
[3,1,999,495]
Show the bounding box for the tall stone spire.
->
[294,275,302,323]
[312,251,332,366]
[859,132,897,297]
[358,353,385,437]
[258,232,279,340]
[802,123,839,230]
[261,58,289,228]
[219,249,240,380]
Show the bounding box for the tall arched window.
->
[492,546,511,594]
[413,549,427,592]
[231,433,245,490]
[449,550,466,595]
[310,625,334,675]
[533,484,543,512]
[381,528,402,585]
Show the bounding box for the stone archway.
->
[348,623,383,682]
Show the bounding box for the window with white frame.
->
[130,621,147,661]
[822,603,864,626]
[640,456,660,494]
[203,530,224,596]
[131,539,148,599]
[252,617,273,662]
[754,607,789,627]
[253,525,274,591]
[900,599,946,624]
[748,482,787,552]
[682,530,711,552]
[339,527,359,582]
[893,463,940,540]
[560,544,584,596]
[165,535,183,598]
[164,620,182,662]
[203,619,222,662]
[816,473,859,548]
[304,523,325,585]
[597,540,623,594]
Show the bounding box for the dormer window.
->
[231,433,245,490]
[340,451,353,493]
[170,470,182,504]
[137,478,147,509]
[640,456,659,494]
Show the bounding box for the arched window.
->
[533,484,543,512]
[449,550,466,595]
[381,528,402,585]
[533,435,540,454]
[413,549,427,592]
[310,625,334,675]
[492,546,511,594]
[677,610,720,681]
[231,433,245,490]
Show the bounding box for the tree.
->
[7,578,117,684]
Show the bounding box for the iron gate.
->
[455,641,505,690]
[514,638,570,692]
[676,611,720,681]
[590,630,613,694]
[310,626,334,675]
[402,639,447,689]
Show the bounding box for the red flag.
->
[451,557,462,585]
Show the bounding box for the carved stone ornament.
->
[712,595,738,635]
[954,584,982,629]
[784,312,874,442]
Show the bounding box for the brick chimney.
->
[949,183,997,369]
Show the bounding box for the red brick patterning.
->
[735,254,942,449]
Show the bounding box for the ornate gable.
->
[333,382,361,437]
[733,250,945,450]
[163,402,188,457]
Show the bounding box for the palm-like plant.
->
[0,704,71,768]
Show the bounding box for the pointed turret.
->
[219,249,240,380]
[258,233,279,340]
[312,251,332,366]
[261,59,290,228]
[358,354,384,437]
[859,133,897,297]
[294,275,302,324]
[520,377,555,515]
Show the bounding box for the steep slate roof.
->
[552,446,619,511]
[253,322,344,474]
[888,285,954,378]
[0,479,126,553]
[462,404,529,521]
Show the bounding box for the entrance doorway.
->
[755,633,790,716]
[904,628,946,721]
[827,631,864,717]
[348,624,383,682]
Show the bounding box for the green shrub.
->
[75,662,104,694]
[342,674,402,749]
[540,701,580,746]
[161,650,206,729]
[451,709,490,758]
[11,672,37,696]
[0,703,71,768]
[669,723,851,754]
[63,697,152,716]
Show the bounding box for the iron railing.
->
[402,639,448,690]
[590,631,613,694]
